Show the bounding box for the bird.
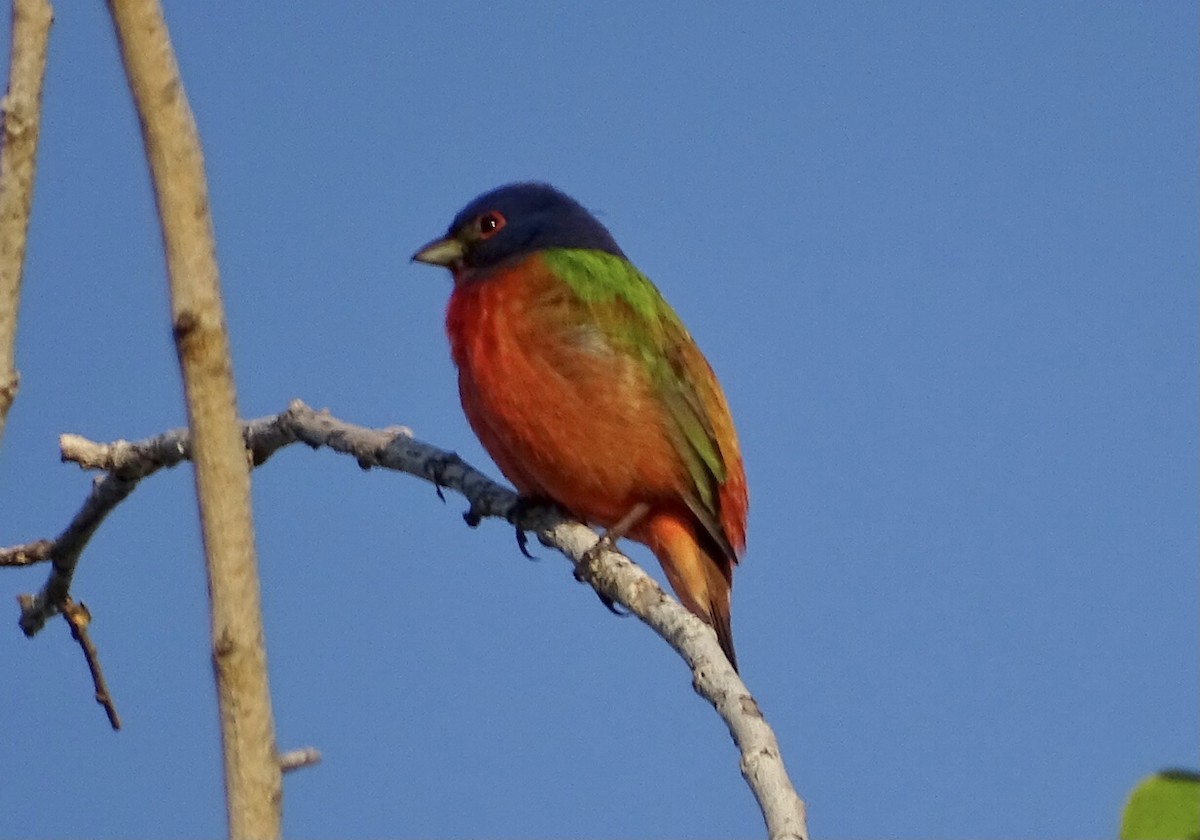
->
[412,182,748,670]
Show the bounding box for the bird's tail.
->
[644,513,738,672]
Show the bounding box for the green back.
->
[542,249,732,556]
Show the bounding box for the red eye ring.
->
[476,211,506,240]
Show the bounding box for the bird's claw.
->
[428,452,468,505]
[594,590,628,617]
[507,495,549,560]
[575,536,629,617]
[462,502,484,528]
[515,527,536,560]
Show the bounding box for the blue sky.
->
[1,3,1195,838]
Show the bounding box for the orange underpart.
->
[446,252,747,670]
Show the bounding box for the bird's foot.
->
[602,502,650,545]
[507,495,555,560]
[572,555,626,616]
[593,589,627,616]
[462,500,485,528]
[428,451,468,504]
[574,503,650,617]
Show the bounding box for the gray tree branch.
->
[3,400,808,840]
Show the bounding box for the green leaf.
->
[1120,769,1200,840]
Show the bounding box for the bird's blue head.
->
[412,182,626,273]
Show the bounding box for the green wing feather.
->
[541,249,735,560]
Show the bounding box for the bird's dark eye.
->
[476,211,506,239]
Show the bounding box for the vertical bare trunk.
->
[0,0,52,448]
[105,1,281,837]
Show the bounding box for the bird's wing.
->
[541,249,744,565]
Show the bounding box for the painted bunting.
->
[413,183,748,670]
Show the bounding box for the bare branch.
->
[6,401,808,839]
[278,747,322,774]
[0,537,51,567]
[106,0,280,835]
[16,475,137,635]
[59,598,121,730]
[0,0,53,446]
[8,415,292,632]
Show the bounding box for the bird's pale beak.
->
[412,236,465,267]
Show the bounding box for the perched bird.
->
[413,183,748,670]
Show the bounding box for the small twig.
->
[60,597,120,730]
[0,537,52,566]
[278,747,322,774]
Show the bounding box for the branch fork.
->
[4,401,808,840]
